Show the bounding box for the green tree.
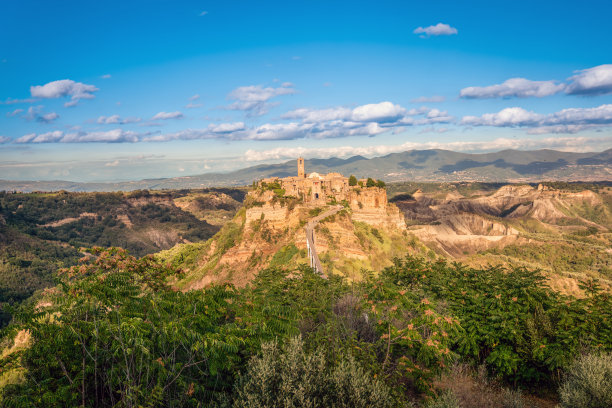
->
[376,180,386,188]
[366,178,376,188]
[349,175,358,186]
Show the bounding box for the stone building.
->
[257,158,401,227]
[259,158,351,203]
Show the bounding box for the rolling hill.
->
[1,148,611,192]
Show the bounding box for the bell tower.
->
[297,157,305,178]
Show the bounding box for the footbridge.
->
[305,205,343,279]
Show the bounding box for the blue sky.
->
[1,0,612,182]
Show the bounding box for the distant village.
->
[258,157,386,204]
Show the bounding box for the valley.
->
[1,179,611,407]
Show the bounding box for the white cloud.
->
[352,101,406,122]
[414,23,457,37]
[151,111,184,120]
[243,135,612,162]
[1,97,37,105]
[0,136,10,144]
[189,94,200,101]
[208,122,246,133]
[38,112,59,123]
[64,100,79,108]
[460,78,565,99]
[199,11,208,16]
[15,129,139,144]
[226,83,296,116]
[22,105,59,123]
[282,107,352,122]
[411,95,445,103]
[16,130,63,143]
[105,160,120,167]
[283,101,414,123]
[565,64,612,96]
[97,115,141,124]
[6,108,23,117]
[101,74,111,79]
[30,79,99,104]
[185,103,203,109]
[462,104,612,133]
[462,107,543,126]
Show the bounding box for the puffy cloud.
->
[352,101,406,122]
[30,79,99,105]
[0,136,11,144]
[462,107,543,126]
[208,122,245,133]
[284,102,419,124]
[21,106,59,123]
[97,115,141,124]
[282,107,352,122]
[15,130,63,143]
[151,111,184,120]
[414,23,457,37]
[37,112,59,123]
[61,130,139,143]
[565,64,612,96]
[411,95,445,103]
[6,108,23,117]
[460,78,565,99]
[462,104,612,133]
[226,83,296,116]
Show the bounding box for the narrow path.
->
[305,205,343,278]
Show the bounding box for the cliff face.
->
[392,183,612,295]
[160,187,417,290]
[349,188,405,229]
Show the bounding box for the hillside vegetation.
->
[1,248,610,407]
[0,189,245,326]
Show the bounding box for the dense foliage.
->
[558,352,612,408]
[0,223,80,327]
[1,251,610,406]
[385,257,612,386]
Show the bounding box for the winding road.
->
[305,205,343,279]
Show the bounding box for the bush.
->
[426,390,460,408]
[559,352,612,408]
[501,388,524,408]
[349,175,358,186]
[233,336,397,408]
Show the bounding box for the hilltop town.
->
[257,157,395,216]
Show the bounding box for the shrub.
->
[426,390,460,408]
[349,175,358,186]
[501,388,524,408]
[233,336,396,408]
[558,352,612,408]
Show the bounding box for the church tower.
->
[297,157,305,178]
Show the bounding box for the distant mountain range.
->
[2,148,611,192]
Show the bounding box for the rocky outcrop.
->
[349,188,405,229]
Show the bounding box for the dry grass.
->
[435,364,558,408]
